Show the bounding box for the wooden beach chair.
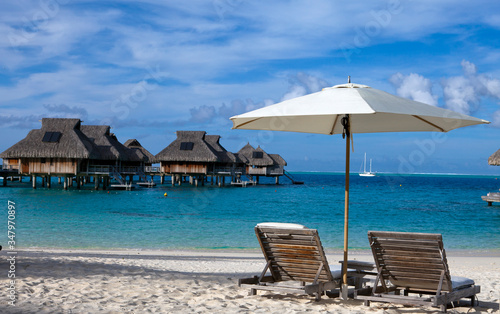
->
[239,223,375,300]
[356,231,480,312]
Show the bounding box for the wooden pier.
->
[230,180,256,187]
[0,169,20,186]
[110,183,136,191]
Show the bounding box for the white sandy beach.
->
[0,249,498,313]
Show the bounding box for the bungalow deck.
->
[110,184,136,191]
[482,192,500,206]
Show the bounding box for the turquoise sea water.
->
[0,173,499,251]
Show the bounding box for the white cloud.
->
[442,76,479,114]
[185,72,329,125]
[281,72,329,101]
[389,72,438,106]
[189,105,216,123]
[492,109,500,128]
[281,85,307,102]
[461,60,477,76]
[390,60,500,126]
[442,60,500,115]
[0,1,499,136]
[479,75,500,99]
[485,14,500,29]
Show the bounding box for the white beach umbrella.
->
[230,79,490,298]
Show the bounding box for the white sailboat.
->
[359,153,376,177]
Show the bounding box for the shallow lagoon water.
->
[0,173,499,251]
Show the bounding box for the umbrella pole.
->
[341,117,350,300]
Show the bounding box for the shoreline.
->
[1,248,498,313]
[15,247,500,257]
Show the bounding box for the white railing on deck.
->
[145,166,160,173]
[214,167,245,174]
[120,166,139,174]
[87,165,112,174]
[248,168,267,175]
[268,166,284,175]
[86,165,160,174]
[214,167,232,174]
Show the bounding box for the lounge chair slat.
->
[263,246,320,252]
[358,230,480,312]
[380,267,445,275]
[265,246,321,256]
[271,265,330,276]
[269,257,323,264]
[368,231,442,240]
[278,275,331,282]
[257,227,317,236]
[376,255,444,263]
[374,246,441,254]
[240,223,380,300]
[266,252,322,260]
[273,268,330,277]
[260,240,321,247]
[379,261,446,270]
[266,246,319,256]
[263,243,320,250]
[240,224,377,300]
[373,244,442,254]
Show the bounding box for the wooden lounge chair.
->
[357,231,480,312]
[239,223,375,300]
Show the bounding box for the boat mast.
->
[363,153,367,173]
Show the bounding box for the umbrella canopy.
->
[230,83,488,134]
[230,81,489,299]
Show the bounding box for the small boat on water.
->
[359,153,376,177]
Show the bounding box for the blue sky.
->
[1,0,500,174]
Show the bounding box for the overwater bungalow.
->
[155,131,244,186]
[124,139,157,167]
[204,135,247,179]
[80,125,150,187]
[0,118,152,189]
[124,138,160,185]
[482,148,500,205]
[237,143,287,183]
[1,121,291,189]
[0,118,100,188]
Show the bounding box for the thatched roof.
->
[237,143,275,166]
[81,125,146,162]
[0,118,100,159]
[124,139,157,163]
[155,131,219,162]
[204,135,237,164]
[233,153,249,164]
[269,154,287,166]
[488,149,500,166]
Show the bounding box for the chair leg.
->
[364,300,370,306]
[314,292,321,301]
[439,304,447,313]
[250,288,257,296]
[470,296,477,307]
